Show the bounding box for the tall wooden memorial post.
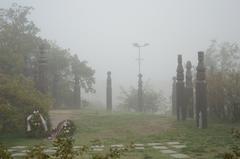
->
[185,61,194,118]
[106,71,112,112]
[176,55,186,121]
[38,43,48,94]
[196,51,208,128]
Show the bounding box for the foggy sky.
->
[1,0,240,107]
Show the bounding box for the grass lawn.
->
[0,108,239,159]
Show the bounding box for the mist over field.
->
[2,0,240,107]
[1,1,240,159]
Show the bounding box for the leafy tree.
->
[0,3,40,75]
[118,86,137,111]
[47,43,72,107]
[71,54,95,93]
[71,54,95,108]
[0,4,95,109]
[118,83,168,113]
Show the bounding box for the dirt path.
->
[49,109,80,128]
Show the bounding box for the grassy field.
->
[0,108,239,159]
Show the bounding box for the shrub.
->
[223,128,240,159]
[53,137,76,159]
[0,74,52,134]
[0,137,131,159]
[25,144,50,159]
[0,144,12,159]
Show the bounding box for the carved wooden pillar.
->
[52,73,60,108]
[38,43,48,94]
[74,74,81,108]
[196,51,208,128]
[106,71,112,112]
[138,73,144,112]
[185,61,194,118]
[176,55,186,121]
[172,76,177,116]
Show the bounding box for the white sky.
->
[1,0,240,106]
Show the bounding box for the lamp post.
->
[133,43,149,74]
[133,43,149,112]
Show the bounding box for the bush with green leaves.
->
[0,144,12,159]
[25,144,50,159]
[118,83,168,113]
[223,128,240,159]
[53,137,76,159]
[0,75,52,134]
[1,137,132,159]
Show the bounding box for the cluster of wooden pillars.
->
[172,52,207,129]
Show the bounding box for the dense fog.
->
[1,0,240,106]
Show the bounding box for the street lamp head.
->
[143,43,149,47]
[133,43,150,48]
[133,43,139,47]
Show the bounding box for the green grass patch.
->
[1,109,240,158]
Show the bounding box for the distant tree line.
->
[206,40,240,122]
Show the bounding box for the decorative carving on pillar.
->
[52,73,60,108]
[176,55,186,121]
[37,43,48,94]
[185,61,194,118]
[138,73,143,112]
[196,51,208,128]
[172,76,177,116]
[74,74,81,108]
[186,61,193,88]
[106,71,112,112]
